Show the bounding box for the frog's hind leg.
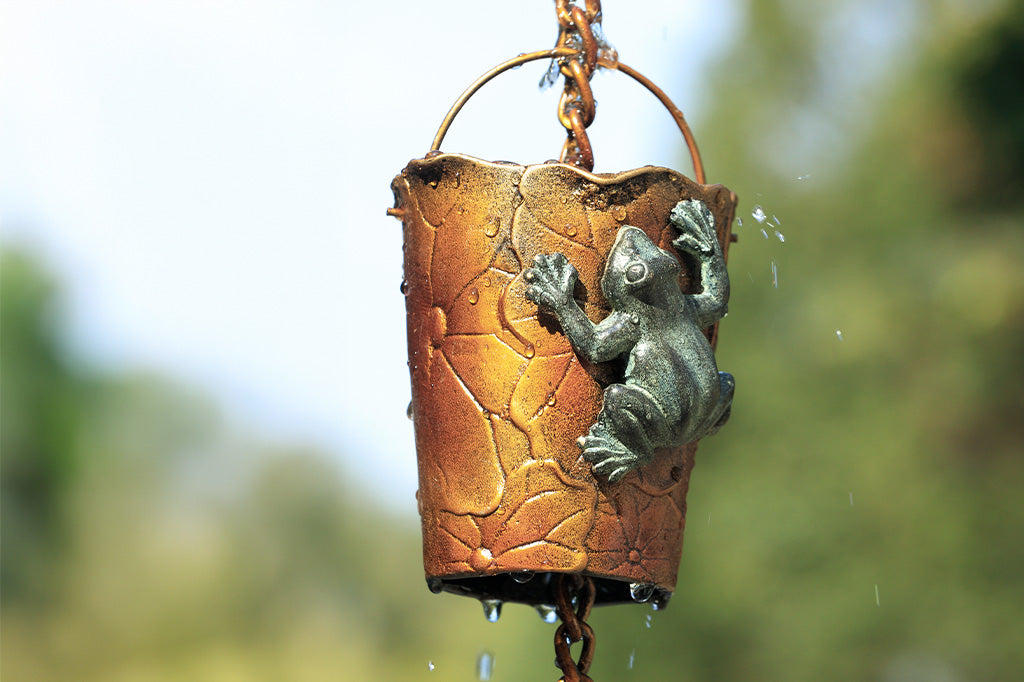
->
[579,383,671,483]
[705,371,735,437]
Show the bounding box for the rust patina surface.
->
[392,152,735,607]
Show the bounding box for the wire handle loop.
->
[429,48,707,184]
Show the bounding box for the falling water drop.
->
[797,173,811,180]
[468,288,479,305]
[536,604,559,624]
[481,599,503,623]
[629,582,655,603]
[772,214,782,226]
[476,651,495,680]
[836,329,844,341]
[752,205,767,223]
[736,217,744,228]
[628,648,635,669]
[771,261,778,288]
[875,584,881,606]
[428,660,435,671]
[849,491,854,506]
[774,230,786,243]
[645,614,653,629]
[760,228,769,239]
[511,571,535,584]
[400,279,410,295]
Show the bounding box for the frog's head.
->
[601,226,680,306]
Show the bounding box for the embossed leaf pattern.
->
[435,460,598,575]
[393,154,734,587]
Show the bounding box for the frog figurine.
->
[524,198,735,483]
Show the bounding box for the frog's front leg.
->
[580,383,674,483]
[670,199,730,328]
[524,253,637,363]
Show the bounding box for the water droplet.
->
[630,313,640,324]
[406,401,414,420]
[546,393,557,407]
[849,491,854,506]
[511,571,535,583]
[645,614,653,628]
[752,205,767,223]
[774,230,785,243]
[565,223,577,237]
[629,582,655,603]
[771,261,778,288]
[428,660,435,671]
[874,584,880,606]
[612,205,627,221]
[628,648,635,669]
[484,217,500,237]
[836,329,844,341]
[536,604,558,624]
[427,578,444,594]
[482,276,491,287]
[760,228,769,239]
[736,217,743,227]
[468,288,479,305]
[481,599,502,623]
[400,279,410,295]
[476,650,495,680]
[797,173,811,180]
[524,343,535,358]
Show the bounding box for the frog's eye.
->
[625,262,647,283]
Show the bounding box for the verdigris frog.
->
[524,198,734,482]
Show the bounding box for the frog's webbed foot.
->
[524,252,578,314]
[669,199,717,257]
[579,424,644,484]
[579,384,671,483]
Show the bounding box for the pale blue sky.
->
[0,1,740,508]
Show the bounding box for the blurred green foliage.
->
[3,2,1023,680]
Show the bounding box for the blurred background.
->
[2,0,1022,680]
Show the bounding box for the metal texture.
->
[524,199,734,483]
[554,574,596,682]
[391,153,736,607]
[550,0,605,170]
[429,48,707,184]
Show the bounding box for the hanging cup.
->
[390,49,737,609]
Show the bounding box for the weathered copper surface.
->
[391,152,736,606]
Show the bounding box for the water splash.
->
[629,582,655,603]
[476,651,495,681]
[752,205,767,223]
[536,604,558,624]
[481,599,502,623]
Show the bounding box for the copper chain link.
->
[554,574,597,682]
[552,0,605,171]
